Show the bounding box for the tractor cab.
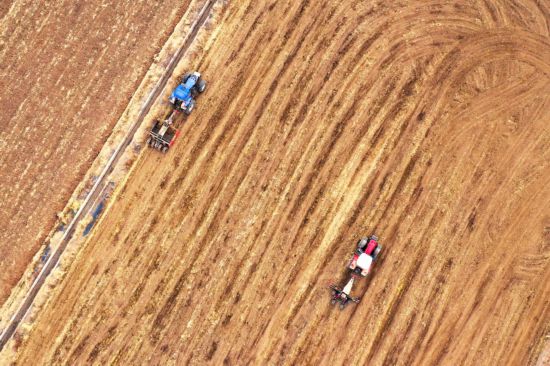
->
[171,84,192,106]
[352,253,373,276]
[169,83,194,113]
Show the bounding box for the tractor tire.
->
[372,245,382,261]
[161,146,168,153]
[184,100,195,115]
[146,136,152,147]
[330,298,337,305]
[339,303,346,310]
[357,238,368,249]
[197,78,207,93]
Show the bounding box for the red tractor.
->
[330,235,382,309]
[349,235,382,276]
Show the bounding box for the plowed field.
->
[0,0,194,304]
[7,0,550,365]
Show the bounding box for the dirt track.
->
[0,0,193,304]
[6,0,550,365]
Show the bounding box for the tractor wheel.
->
[161,146,168,153]
[372,245,382,261]
[184,100,195,115]
[339,303,346,310]
[146,136,152,147]
[330,298,337,305]
[357,238,368,249]
[197,78,207,93]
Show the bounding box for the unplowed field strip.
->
[0,0,215,352]
[6,1,550,365]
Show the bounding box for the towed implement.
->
[147,71,206,152]
[330,277,360,310]
[146,111,180,152]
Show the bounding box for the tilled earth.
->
[0,0,195,304]
[7,0,550,365]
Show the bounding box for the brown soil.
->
[0,0,194,304]
[6,0,550,365]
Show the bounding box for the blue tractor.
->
[147,71,206,152]
[169,71,207,115]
